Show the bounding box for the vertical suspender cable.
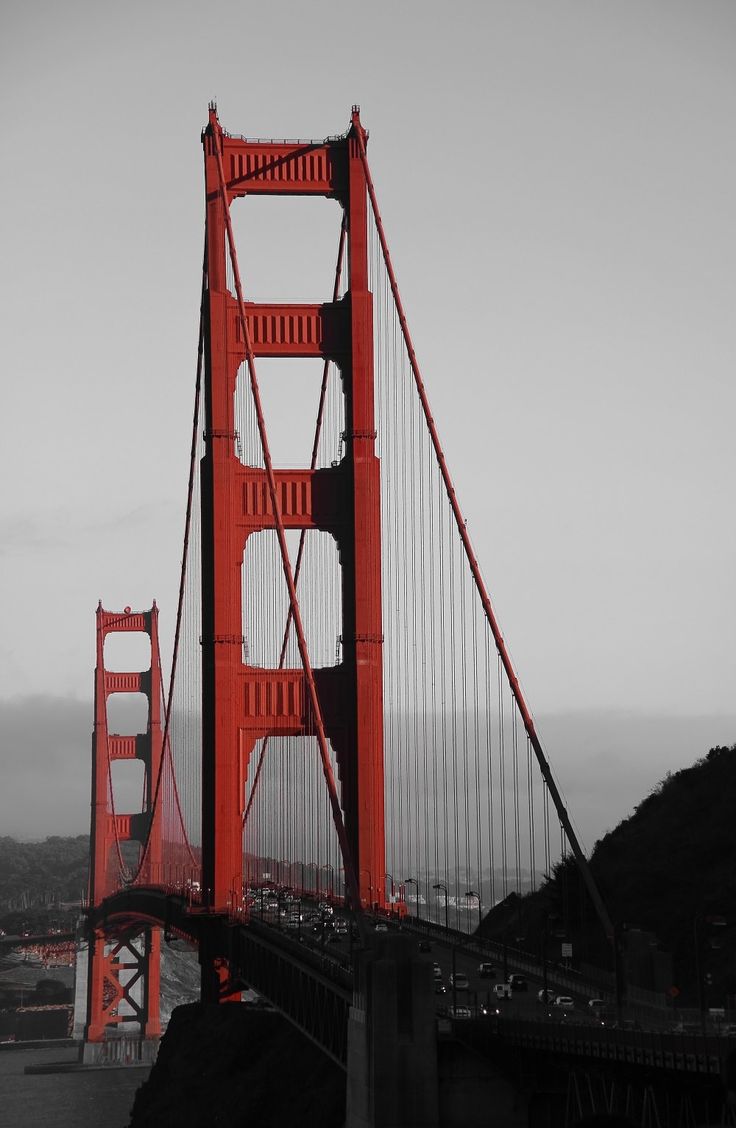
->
[354,133,614,945]
[242,220,347,831]
[118,244,208,886]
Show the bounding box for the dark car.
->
[507,974,528,992]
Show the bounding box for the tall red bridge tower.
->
[200,107,385,916]
[85,603,162,1048]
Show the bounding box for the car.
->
[446,1005,472,1019]
[333,921,349,935]
[432,964,443,981]
[478,962,495,978]
[493,983,512,999]
[507,974,528,992]
[554,995,575,1010]
[434,982,447,995]
[588,998,605,1009]
[374,922,388,932]
[450,973,470,990]
[537,989,555,1004]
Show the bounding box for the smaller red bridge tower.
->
[85,602,162,1051]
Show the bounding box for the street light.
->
[359,869,374,910]
[540,918,550,1009]
[694,913,727,1029]
[465,890,482,938]
[384,872,396,908]
[276,886,289,930]
[404,878,421,921]
[432,883,449,932]
[320,863,334,901]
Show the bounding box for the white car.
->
[554,995,575,1009]
[446,1005,472,1019]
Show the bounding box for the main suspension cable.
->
[355,129,614,943]
[120,245,209,889]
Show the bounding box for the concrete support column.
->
[346,933,439,1128]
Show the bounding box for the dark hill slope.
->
[591,744,736,951]
[486,744,736,1000]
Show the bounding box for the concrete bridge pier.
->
[346,932,439,1128]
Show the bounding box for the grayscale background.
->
[1,0,734,851]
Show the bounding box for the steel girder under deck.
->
[88,889,351,1066]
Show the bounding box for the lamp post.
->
[359,870,373,911]
[320,863,334,901]
[384,872,396,909]
[404,878,421,921]
[465,890,482,939]
[432,883,449,932]
[694,913,726,1031]
[276,886,288,930]
[537,920,548,1010]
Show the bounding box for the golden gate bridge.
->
[79,107,734,1126]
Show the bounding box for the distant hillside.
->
[588,743,735,954]
[482,744,736,1002]
[0,835,88,916]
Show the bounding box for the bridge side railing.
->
[472,1014,734,1078]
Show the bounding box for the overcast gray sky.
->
[1,0,734,847]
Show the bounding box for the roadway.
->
[248,891,609,1029]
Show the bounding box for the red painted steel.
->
[85,603,162,1042]
[200,107,385,920]
[212,123,365,928]
[228,300,348,358]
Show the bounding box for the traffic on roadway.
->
[240,886,736,1038]
[243,886,618,1029]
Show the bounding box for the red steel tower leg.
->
[200,107,385,950]
[85,603,162,1045]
